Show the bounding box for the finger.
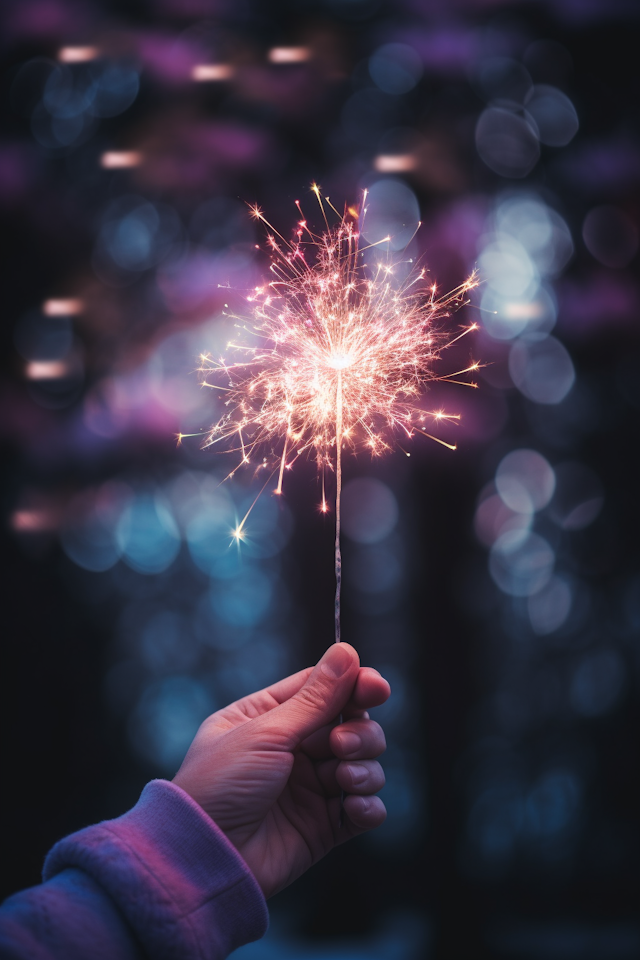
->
[211,667,315,730]
[330,718,386,760]
[264,667,314,705]
[222,662,386,727]
[315,758,385,799]
[254,643,360,749]
[300,711,370,760]
[341,795,387,834]
[335,759,385,795]
[349,668,391,712]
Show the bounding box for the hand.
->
[173,643,390,898]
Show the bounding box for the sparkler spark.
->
[199,188,479,642]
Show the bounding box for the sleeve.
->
[0,779,269,960]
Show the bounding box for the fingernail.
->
[336,732,361,755]
[346,762,368,785]
[320,643,352,679]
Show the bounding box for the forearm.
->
[0,780,268,960]
[0,867,144,960]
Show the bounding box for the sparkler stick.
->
[334,368,343,644]
[198,187,479,647]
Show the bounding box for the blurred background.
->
[1,0,639,957]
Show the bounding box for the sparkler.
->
[195,186,479,644]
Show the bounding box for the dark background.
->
[1,1,639,958]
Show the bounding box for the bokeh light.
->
[509,335,575,404]
[369,43,423,95]
[527,575,573,635]
[61,483,130,572]
[489,530,554,597]
[475,107,540,179]
[116,493,181,575]
[359,179,420,251]
[525,85,579,147]
[495,449,555,514]
[129,676,213,772]
[341,478,399,544]
[570,650,626,718]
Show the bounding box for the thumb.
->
[260,643,360,749]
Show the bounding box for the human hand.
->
[173,643,390,898]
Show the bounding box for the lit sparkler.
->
[196,186,479,643]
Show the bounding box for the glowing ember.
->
[197,186,479,641]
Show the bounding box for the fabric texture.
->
[0,779,269,960]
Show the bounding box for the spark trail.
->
[199,187,479,643]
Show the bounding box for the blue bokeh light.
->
[61,484,130,572]
[209,567,273,627]
[359,179,420,252]
[129,676,214,772]
[89,64,139,118]
[489,530,554,597]
[369,43,423,95]
[117,493,181,574]
[570,650,625,717]
[524,770,581,837]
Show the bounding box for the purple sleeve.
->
[0,779,269,960]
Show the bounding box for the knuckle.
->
[292,682,328,712]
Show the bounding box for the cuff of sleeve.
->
[43,779,269,960]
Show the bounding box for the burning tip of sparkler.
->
[328,352,354,370]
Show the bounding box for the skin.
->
[173,642,390,899]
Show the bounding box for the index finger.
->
[214,666,314,725]
[349,667,391,712]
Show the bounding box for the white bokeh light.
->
[495,449,555,514]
